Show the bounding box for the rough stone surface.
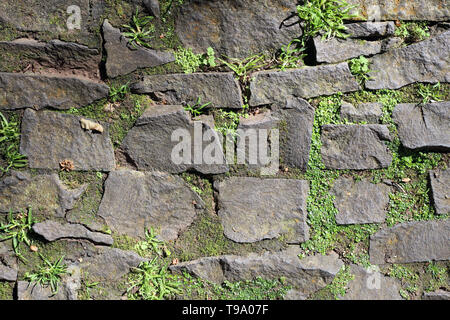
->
[370,220,450,264]
[17,265,81,300]
[366,31,450,89]
[430,169,450,215]
[274,97,315,170]
[0,243,17,282]
[32,220,113,245]
[347,0,450,22]
[423,290,450,300]
[314,37,383,64]
[0,170,86,217]
[20,109,116,171]
[122,105,228,174]
[342,265,402,300]
[393,102,450,151]
[331,177,390,225]
[249,63,360,106]
[344,22,396,38]
[102,20,174,78]
[143,0,160,19]
[214,177,309,243]
[174,0,300,58]
[97,170,202,241]
[321,125,392,170]
[340,102,383,123]
[171,247,344,294]
[0,72,109,110]
[131,72,243,109]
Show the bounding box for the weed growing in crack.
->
[219,54,267,82]
[109,82,130,103]
[122,9,155,49]
[183,97,211,117]
[276,39,306,71]
[349,56,372,85]
[0,208,35,261]
[24,254,69,295]
[174,46,216,74]
[394,22,430,43]
[417,82,444,104]
[0,112,27,175]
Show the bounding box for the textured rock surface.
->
[97,170,202,241]
[131,73,243,109]
[0,243,17,282]
[344,22,396,38]
[122,105,228,174]
[430,169,450,215]
[0,264,17,282]
[342,265,402,300]
[321,125,392,170]
[214,177,309,243]
[314,37,383,64]
[174,0,300,58]
[423,290,450,300]
[366,31,450,89]
[0,72,109,110]
[340,102,383,123]
[331,178,390,225]
[0,171,86,217]
[249,63,360,106]
[102,20,174,78]
[171,247,344,294]
[32,220,113,245]
[20,109,116,171]
[370,220,450,264]
[393,102,450,151]
[274,97,315,170]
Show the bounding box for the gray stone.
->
[17,265,81,300]
[0,72,109,110]
[97,170,202,241]
[0,264,17,282]
[0,243,17,282]
[284,289,308,300]
[370,220,450,264]
[321,124,392,170]
[102,19,174,78]
[0,171,86,217]
[331,177,390,225]
[344,22,396,38]
[171,247,344,294]
[143,0,160,18]
[430,169,450,215]
[342,265,402,300]
[214,177,309,243]
[393,102,450,151]
[347,0,450,22]
[174,0,300,58]
[314,37,383,64]
[249,63,360,106]
[340,102,383,123]
[122,105,228,174]
[274,97,315,170]
[366,31,450,89]
[20,109,116,171]
[423,290,450,300]
[32,220,113,245]
[131,72,243,109]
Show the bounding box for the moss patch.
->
[0,281,14,300]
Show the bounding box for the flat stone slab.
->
[344,22,396,38]
[249,63,360,106]
[423,290,450,300]
[331,178,390,225]
[214,177,309,243]
[342,265,402,300]
[170,247,343,295]
[97,170,202,241]
[102,20,174,78]
[0,171,86,217]
[20,109,116,171]
[393,102,450,151]
[131,73,243,109]
[321,125,392,170]
[347,0,450,21]
[32,220,113,245]
[122,105,228,174]
[370,220,450,264]
[0,242,18,281]
[340,102,383,123]
[430,169,450,215]
[174,0,300,58]
[366,31,450,89]
[314,37,383,64]
[0,72,109,110]
[0,264,17,282]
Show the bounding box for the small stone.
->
[0,264,17,282]
[429,169,450,215]
[30,245,38,252]
[340,102,383,123]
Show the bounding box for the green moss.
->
[310,265,354,300]
[0,282,14,300]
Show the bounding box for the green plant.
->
[395,22,430,43]
[122,9,155,49]
[277,39,306,71]
[135,227,166,257]
[109,82,130,103]
[183,97,211,117]
[219,54,266,81]
[214,109,248,137]
[417,82,443,104]
[0,208,35,260]
[0,112,27,174]
[24,254,69,295]
[174,46,216,74]
[204,47,217,68]
[349,56,372,84]
[297,0,358,42]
